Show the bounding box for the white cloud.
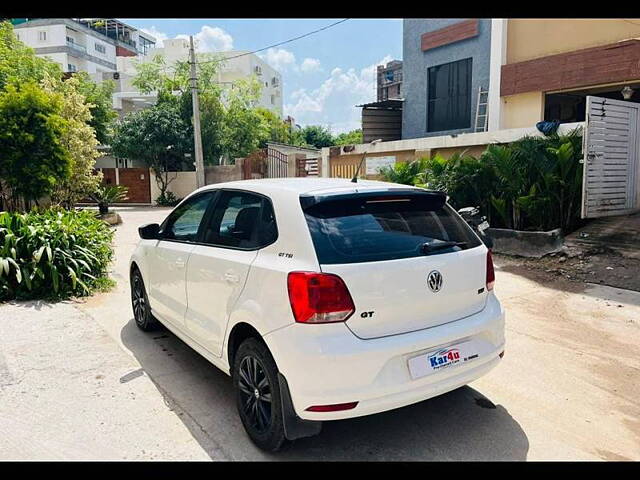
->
[176,25,234,52]
[142,25,234,53]
[300,57,322,73]
[285,55,393,134]
[140,26,168,48]
[259,48,297,73]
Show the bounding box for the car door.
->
[147,191,216,327]
[184,190,278,357]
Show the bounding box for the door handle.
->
[224,271,240,283]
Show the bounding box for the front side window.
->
[427,58,472,132]
[160,192,214,242]
[201,191,277,249]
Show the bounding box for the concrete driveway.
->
[1,206,639,460]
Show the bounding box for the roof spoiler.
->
[299,188,447,211]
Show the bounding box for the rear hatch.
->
[300,189,489,339]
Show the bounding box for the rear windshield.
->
[302,193,482,265]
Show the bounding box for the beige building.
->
[496,19,640,129]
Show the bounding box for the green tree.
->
[132,52,225,96]
[222,77,265,161]
[42,75,102,208]
[295,125,335,149]
[74,72,117,145]
[0,83,71,210]
[0,21,62,90]
[256,107,292,146]
[133,53,266,164]
[334,129,363,146]
[110,102,192,199]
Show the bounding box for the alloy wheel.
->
[132,275,146,324]
[238,355,273,434]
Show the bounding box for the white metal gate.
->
[582,96,640,219]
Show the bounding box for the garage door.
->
[582,96,640,219]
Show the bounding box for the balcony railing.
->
[66,40,87,54]
[71,19,137,50]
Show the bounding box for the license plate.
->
[407,341,480,380]
[478,220,489,232]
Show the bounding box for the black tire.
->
[130,268,158,331]
[233,338,287,452]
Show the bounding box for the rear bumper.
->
[264,293,505,421]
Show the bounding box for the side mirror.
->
[139,223,160,240]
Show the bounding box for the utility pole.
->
[189,35,205,189]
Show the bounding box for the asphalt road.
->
[1,206,638,460]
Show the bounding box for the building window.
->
[38,31,47,42]
[427,58,472,133]
[95,43,106,54]
[67,64,77,73]
[271,94,275,105]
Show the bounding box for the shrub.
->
[379,128,585,233]
[0,208,114,301]
[378,157,430,186]
[156,191,181,207]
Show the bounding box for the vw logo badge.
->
[427,270,443,293]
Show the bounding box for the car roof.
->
[192,177,423,197]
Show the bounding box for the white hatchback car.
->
[130,178,505,451]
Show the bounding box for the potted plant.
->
[90,185,129,215]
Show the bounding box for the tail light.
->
[287,271,355,324]
[486,250,495,291]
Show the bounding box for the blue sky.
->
[120,18,403,134]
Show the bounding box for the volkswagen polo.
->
[129,178,505,451]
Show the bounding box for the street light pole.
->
[189,35,205,189]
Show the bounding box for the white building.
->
[13,19,157,118]
[218,50,283,116]
[118,38,284,116]
[13,18,156,75]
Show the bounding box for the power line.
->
[194,18,350,66]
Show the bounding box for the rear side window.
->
[302,193,482,264]
[201,190,277,249]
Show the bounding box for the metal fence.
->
[266,147,289,178]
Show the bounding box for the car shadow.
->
[121,319,529,461]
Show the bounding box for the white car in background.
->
[129,178,505,451]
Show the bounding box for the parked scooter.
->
[457,206,494,249]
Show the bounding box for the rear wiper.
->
[420,240,467,254]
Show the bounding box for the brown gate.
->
[296,156,319,177]
[243,149,268,179]
[98,167,151,204]
[118,168,151,203]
